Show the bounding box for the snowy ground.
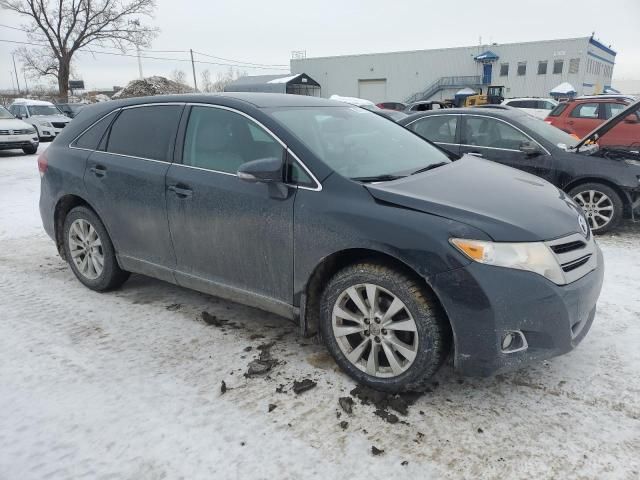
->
[0,144,638,480]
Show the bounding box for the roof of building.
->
[225,73,320,93]
[474,50,500,61]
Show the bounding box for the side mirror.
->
[519,141,542,156]
[237,156,284,184]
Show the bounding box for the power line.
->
[0,24,289,69]
[0,38,289,70]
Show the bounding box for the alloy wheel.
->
[572,190,614,231]
[332,283,419,378]
[68,219,104,280]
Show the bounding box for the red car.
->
[546,96,640,147]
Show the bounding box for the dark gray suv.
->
[39,93,604,392]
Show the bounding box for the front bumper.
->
[0,134,39,150]
[433,244,604,376]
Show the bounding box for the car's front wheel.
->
[320,262,449,392]
[62,206,129,291]
[22,145,38,155]
[569,183,623,234]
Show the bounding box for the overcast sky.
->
[1,0,638,92]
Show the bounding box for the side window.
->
[287,157,315,188]
[548,103,569,117]
[183,106,284,174]
[606,103,626,119]
[410,116,457,144]
[463,117,529,150]
[72,112,116,150]
[570,103,600,119]
[107,105,182,161]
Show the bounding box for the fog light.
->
[501,331,528,353]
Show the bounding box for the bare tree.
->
[0,0,158,100]
[170,69,187,85]
[199,67,246,93]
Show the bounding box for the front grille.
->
[545,233,598,284]
[52,122,67,129]
[0,129,32,135]
[549,240,586,255]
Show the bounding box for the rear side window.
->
[570,103,600,119]
[410,116,458,143]
[548,103,569,117]
[106,105,183,161]
[605,103,627,119]
[72,112,116,150]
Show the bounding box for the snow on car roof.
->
[329,95,375,107]
[11,98,55,106]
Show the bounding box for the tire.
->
[569,182,623,234]
[320,262,449,392]
[22,145,37,155]
[62,206,129,291]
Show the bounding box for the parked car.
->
[0,105,39,154]
[501,97,558,120]
[329,94,406,121]
[546,96,639,146]
[405,100,451,113]
[376,102,406,111]
[40,93,603,392]
[56,103,86,118]
[400,101,640,232]
[9,99,71,140]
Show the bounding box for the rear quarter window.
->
[71,112,116,150]
[548,103,569,117]
[106,105,183,161]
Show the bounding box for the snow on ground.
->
[0,145,638,480]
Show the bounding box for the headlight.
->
[36,120,52,127]
[27,128,37,134]
[625,158,640,166]
[450,238,564,284]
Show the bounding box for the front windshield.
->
[519,114,579,149]
[269,106,452,179]
[28,105,61,116]
[0,107,13,119]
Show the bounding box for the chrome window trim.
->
[405,113,551,156]
[185,103,322,191]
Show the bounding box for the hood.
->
[30,114,71,122]
[576,99,640,150]
[0,118,35,131]
[366,156,585,242]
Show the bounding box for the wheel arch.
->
[563,176,632,212]
[53,194,103,259]
[299,248,453,345]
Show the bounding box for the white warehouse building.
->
[290,35,616,104]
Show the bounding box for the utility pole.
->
[9,70,16,92]
[136,45,144,79]
[23,70,29,94]
[190,49,198,91]
[12,54,21,93]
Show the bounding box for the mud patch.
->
[201,311,242,330]
[245,342,278,377]
[306,351,337,371]
[292,379,317,394]
[338,397,354,415]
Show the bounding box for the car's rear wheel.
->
[320,262,448,392]
[569,183,623,234]
[62,206,129,291]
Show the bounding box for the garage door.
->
[358,79,387,103]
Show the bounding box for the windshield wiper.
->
[409,162,449,176]
[352,174,406,183]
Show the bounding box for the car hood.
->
[576,99,640,150]
[0,118,35,130]
[31,114,70,122]
[365,156,585,242]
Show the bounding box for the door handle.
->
[468,152,483,157]
[89,165,107,177]
[168,184,193,198]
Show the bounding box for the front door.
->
[482,64,492,85]
[84,104,184,279]
[459,115,555,182]
[166,105,295,305]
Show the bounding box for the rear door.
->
[84,104,184,279]
[459,115,555,181]
[602,102,640,148]
[565,102,603,137]
[405,114,461,156]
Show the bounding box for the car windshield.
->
[268,106,452,180]
[517,114,579,149]
[28,105,60,116]
[0,107,14,119]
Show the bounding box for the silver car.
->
[9,99,71,140]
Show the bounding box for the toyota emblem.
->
[578,215,589,237]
